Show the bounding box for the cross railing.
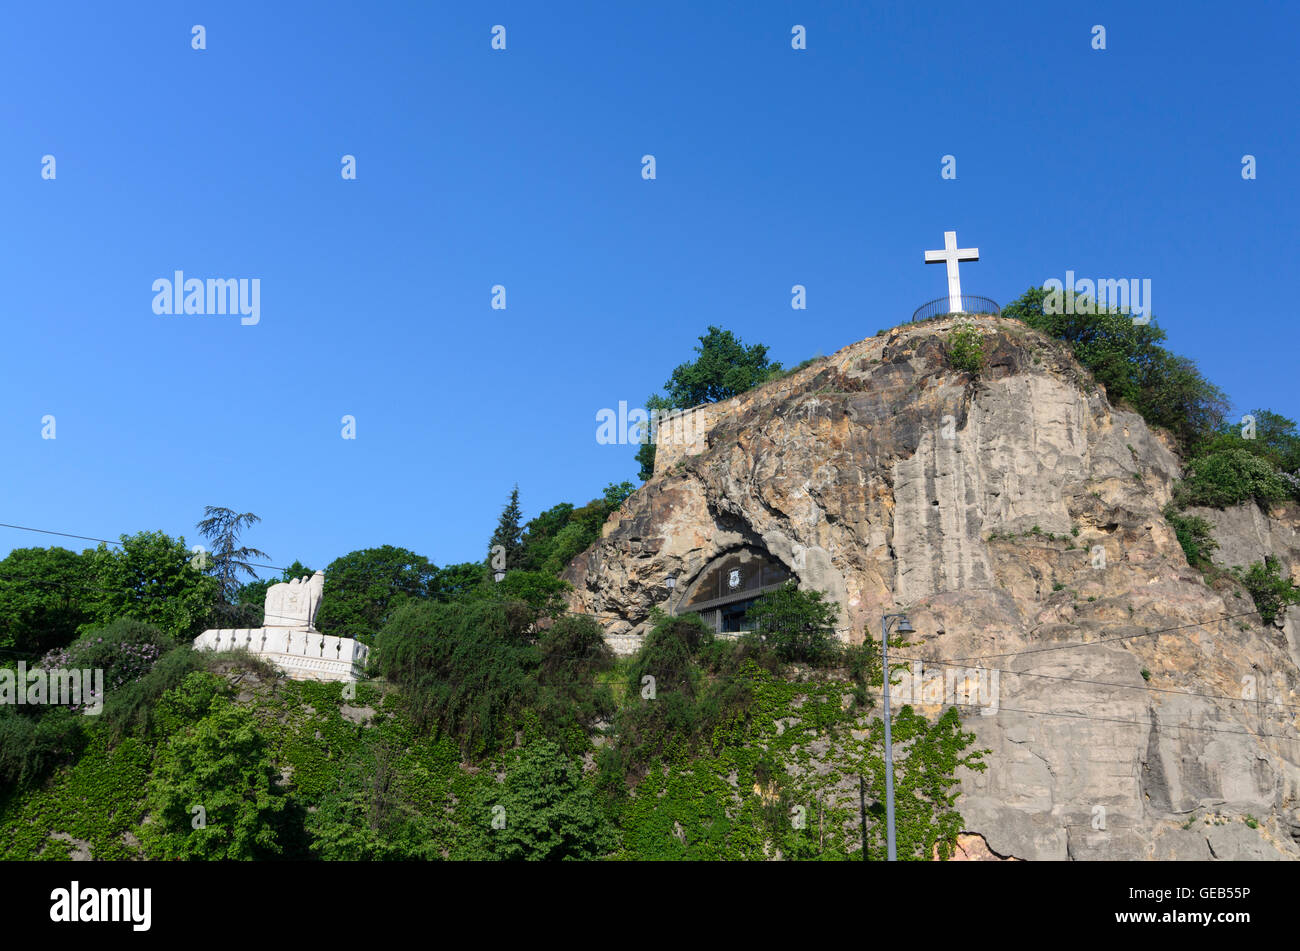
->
[910,295,1000,322]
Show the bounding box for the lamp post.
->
[880,612,914,861]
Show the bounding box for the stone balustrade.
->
[193,627,369,682]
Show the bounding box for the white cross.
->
[924,230,979,314]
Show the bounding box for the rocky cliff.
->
[565,315,1300,860]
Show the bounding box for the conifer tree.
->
[488,485,524,571]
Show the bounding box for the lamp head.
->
[895,616,915,634]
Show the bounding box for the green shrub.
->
[98,645,207,737]
[743,581,840,664]
[458,737,615,860]
[1163,506,1219,567]
[0,705,87,788]
[1234,557,1300,625]
[1173,448,1291,509]
[948,322,984,376]
[375,599,538,754]
[142,699,288,859]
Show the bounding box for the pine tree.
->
[488,485,524,571]
[195,506,270,603]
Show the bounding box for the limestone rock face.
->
[565,315,1300,860]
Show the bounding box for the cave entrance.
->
[679,546,793,634]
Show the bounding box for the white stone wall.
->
[194,628,369,682]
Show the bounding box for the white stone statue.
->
[264,570,325,630]
[194,567,364,682]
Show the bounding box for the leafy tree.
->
[488,485,525,571]
[375,598,539,755]
[83,531,219,640]
[375,572,595,756]
[429,561,489,601]
[606,611,714,776]
[519,502,575,571]
[635,394,672,481]
[143,698,288,860]
[195,507,269,602]
[0,547,92,656]
[744,581,841,664]
[308,744,439,861]
[662,326,783,408]
[314,546,435,641]
[636,328,781,481]
[535,614,615,752]
[459,737,615,860]
[1241,409,1300,473]
[517,482,636,575]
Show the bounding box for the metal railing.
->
[910,295,1001,322]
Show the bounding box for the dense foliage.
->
[1234,557,1300,625]
[82,531,220,641]
[744,581,840,664]
[314,545,437,641]
[0,547,91,656]
[517,482,634,575]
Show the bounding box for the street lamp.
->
[880,612,914,861]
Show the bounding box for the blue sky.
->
[2,1,1296,575]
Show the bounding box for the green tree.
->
[662,326,783,407]
[429,561,489,601]
[195,507,269,602]
[519,502,575,571]
[744,581,840,664]
[535,614,615,752]
[636,328,782,481]
[143,699,288,859]
[459,737,615,860]
[314,546,434,641]
[83,531,219,640]
[516,483,635,576]
[488,485,525,571]
[0,547,92,656]
[307,744,439,861]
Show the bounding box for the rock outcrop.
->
[565,315,1300,859]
